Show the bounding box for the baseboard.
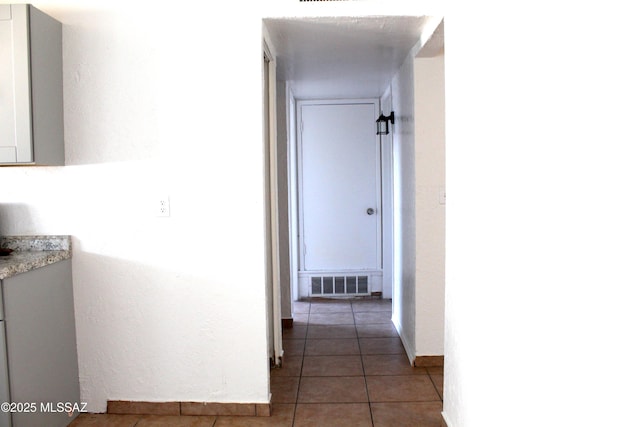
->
[107,400,271,417]
[414,355,444,368]
[392,316,416,362]
[282,317,294,329]
[441,410,451,427]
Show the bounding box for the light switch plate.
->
[156,196,170,217]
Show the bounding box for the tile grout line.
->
[351,300,376,426]
[286,300,394,426]
[291,307,311,426]
[427,372,444,402]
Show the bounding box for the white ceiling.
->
[264,16,430,99]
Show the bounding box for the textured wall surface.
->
[443,8,640,427]
[390,50,417,360]
[414,52,445,357]
[0,0,269,412]
[0,0,436,414]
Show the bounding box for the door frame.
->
[295,98,385,297]
[263,41,283,367]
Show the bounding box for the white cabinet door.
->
[298,101,381,272]
[0,10,16,162]
[0,5,63,166]
[0,5,31,163]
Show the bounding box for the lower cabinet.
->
[0,327,10,427]
[0,259,80,427]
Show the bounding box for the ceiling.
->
[264,16,430,99]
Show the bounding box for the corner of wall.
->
[393,315,416,363]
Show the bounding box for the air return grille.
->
[311,275,369,295]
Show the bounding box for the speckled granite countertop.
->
[0,236,71,280]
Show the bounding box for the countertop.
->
[0,236,71,280]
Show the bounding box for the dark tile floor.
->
[69,298,443,426]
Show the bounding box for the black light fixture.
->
[376,111,395,135]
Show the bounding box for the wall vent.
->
[311,275,369,296]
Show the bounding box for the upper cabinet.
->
[0,4,63,166]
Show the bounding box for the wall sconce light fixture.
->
[376,111,395,135]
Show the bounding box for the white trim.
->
[287,85,300,303]
[393,314,416,364]
[441,411,452,427]
[269,56,284,364]
[263,41,283,366]
[380,87,394,299]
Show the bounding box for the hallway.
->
[69,299,443,426]
[270,298,443,426]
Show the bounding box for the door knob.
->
[367,208,375,215]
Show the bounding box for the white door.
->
[298,100,381,296]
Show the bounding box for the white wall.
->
[389,22,446,361]
[11,2,637,425]
[0,0,270,412]
[0,0,439,414]
[390,52,417,360]
[443,7,640,427]
[414,51,445,356]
